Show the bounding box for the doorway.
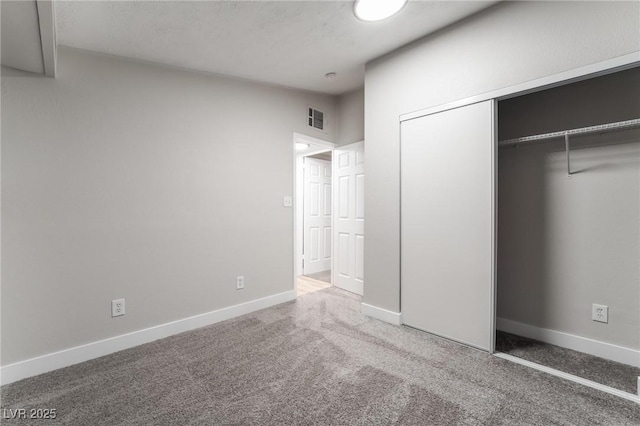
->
[294,134,334,296]
[293,133,366,297]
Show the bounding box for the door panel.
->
[310,228,319,261]
[323,227,332,260]
[339,176,349,218]
[338,233,349,276]
[355,234,364,281]
[333,141,365,295]
[323,184,332,215]
[303,157,332,275]
[356,174,364,220]
[310,183,319,216]
[401,100,495,351]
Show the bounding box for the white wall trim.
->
[293,132,335,150]
[495,353,640,403]
[0,290,296,386]
[497,317,640,368]
[361,302,402,325]
[400,52,640,122]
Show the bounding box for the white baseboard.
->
[361,303,402,326]
[495,353,640,403]
[497,317,640,368]
[1,290,297,386]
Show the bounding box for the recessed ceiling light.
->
[296,142,310,151]
[354,0,408,22]
[325,72,337,80]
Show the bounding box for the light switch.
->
[283,196,293,207]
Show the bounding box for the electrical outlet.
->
[592,304,608,323]
[112,299,125,317]
[236,276,245,290]
[283,196,293,207]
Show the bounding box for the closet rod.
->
[498,118,640,147]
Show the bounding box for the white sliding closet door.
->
[401,100,496,351]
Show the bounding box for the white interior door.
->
[303,157,332,275]
[333,141,364,295]
[401,101,495,352]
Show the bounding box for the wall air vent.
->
[308,107,325,131]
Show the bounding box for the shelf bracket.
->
[564,132,571,177]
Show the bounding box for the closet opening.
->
[495,66,640,396]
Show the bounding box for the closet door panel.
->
[401,100,495,351]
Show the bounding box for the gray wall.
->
[497,69,640,349]
[1,0,45,74]
[1,46,337,365]
[336,87,364,146]
[364,1,640,313]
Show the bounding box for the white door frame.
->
[401,53,639,122]
[292,133,335,292]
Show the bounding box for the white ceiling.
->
[53,1,499,95]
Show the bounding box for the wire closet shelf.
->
[498,118,640,147]
[498,118,640,176]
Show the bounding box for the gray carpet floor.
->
[2,288,640,425]
[496,330,640,395]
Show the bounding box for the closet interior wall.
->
[497,67,640,353]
